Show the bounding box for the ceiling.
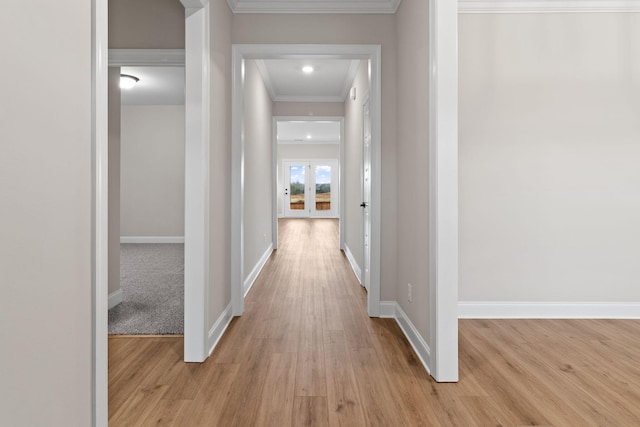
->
[120,66,184,105]
[227,0,402,13]
[120,60,358,105]
[256,59,360,102]
[277,121,341,144]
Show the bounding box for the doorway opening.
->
[107,64,186,335]
[232,44,382,317]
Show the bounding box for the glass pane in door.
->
[315,165,331,211]
[290,165,305,210]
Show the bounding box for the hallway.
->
[108,219,640,426]
[109,218,439,425]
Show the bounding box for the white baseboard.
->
[108,289,123,309]
[207,303,233,357]
[343,244,362,284]
[379,301,431,375]
[120,236,185,244]
[379,301,397,318]
[244,243,274,297]
[458,0,640,14]
[459,301,640,319]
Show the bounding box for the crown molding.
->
[458,0,640,13]
[108,49,185,66]
[227,0,402,14]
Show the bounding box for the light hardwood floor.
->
[109,218,640,426]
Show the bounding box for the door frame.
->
[109,4,209,364]
[273,116,345,249]
[92,1,210,425]
[232,44,382,317]
[429,0,459,382]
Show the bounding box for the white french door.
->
[283,160,339,218]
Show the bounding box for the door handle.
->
[360,202,367,208]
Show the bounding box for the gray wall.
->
[109,0,185,49]
[243,60,274,281]
[395,0,430,340]
[109,67,122,295]
[459,13,640,304]
[120,105,185,237]
[0,1,92,425]
[343,61,369,275]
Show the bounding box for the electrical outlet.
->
[408,283,412,303]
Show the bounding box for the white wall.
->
[277,143,340,216]
[459,13,640,305]
[343,61,369,274]
[232,13,398,301]
[0,1,92,425]
[243,60,274,281]
[395,0,430,339]
[120,105,185,237]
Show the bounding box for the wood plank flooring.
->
[109,218,640,426]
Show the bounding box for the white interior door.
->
[284,160,339,218]
[362,98,371,291]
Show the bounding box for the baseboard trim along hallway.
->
[244,243,274,297]
[207,303,233,356]
[380,301,432,374]
[343,243,362,284]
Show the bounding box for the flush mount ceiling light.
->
[120,74,139,89]
[302,65,314,74]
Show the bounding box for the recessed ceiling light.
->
[306,134,312,139]
[302,65,314,74]
[120,74,139,89]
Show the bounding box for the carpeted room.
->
[107,65,186,335]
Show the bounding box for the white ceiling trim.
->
[458,0,640,13]
[108,49,185,66]
[227,0,402,14]
[274,95,347,102]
